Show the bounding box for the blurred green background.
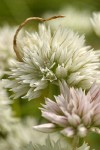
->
[0,0,100,25]
[1,0,100,49]
[0,0,100,149]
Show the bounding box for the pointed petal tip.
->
[33,123,56,133]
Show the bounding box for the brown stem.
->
[13,15,65,61]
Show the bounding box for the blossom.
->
[23,136,90,150]
[23,136,66,150]
[0,25,17,78]
[91,12,100,37]
[0,104,47,150]
[4,23,100,100]
[0,80,46,150]
[33,80,100,138]
[0,80,14,133]
[77,143,90,150]
[44,7,92,34]
[0,80,10,104]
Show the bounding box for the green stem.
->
[72,136,79,150]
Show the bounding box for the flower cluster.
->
[23,136,66,150]
[23,136,90,150]
[44,7,92,34]
[0,80,14,134]
[0,80,44,150]
[91,12,100,37]
[1,14,100,149]
[4,24,100,100]
[0,26,17,78]
[33,80,100,138]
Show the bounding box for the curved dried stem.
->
[13,15,65,61]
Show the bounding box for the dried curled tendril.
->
[13,16,65,61]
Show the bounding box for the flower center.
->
[40,67,57,82]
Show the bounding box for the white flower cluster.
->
[44,7,92,34]
[0,13,100,149]
[91,12,100,37]
[23,136,90,150]
[0,80,14,133]
[0,25,17,78]
[4,24,100,100]
[0,80,47,150]
[0,117,50,150]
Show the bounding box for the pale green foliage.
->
[23,136,67,150]
[77,143,90,150]
[23,136,90,150]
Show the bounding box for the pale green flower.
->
[33,80,100,138]
[0,80,14,134]
[0,80,10,104]
[77,143,90,150]
[91,12,100,37]
[23,136,90,150]
[4,24,100,100]
[44,7,92,34]
[0,116,48,150]
[0,80,47,150]
[23,137,66,150]
[0,25,17,78]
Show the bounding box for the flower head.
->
[0,80,13,133]
[91,12,100,37]
[0,80,16,136]
[23,136,66,150]
[23,136,90,150]
[0,81,38,150]
[0,25,17,77]
[33,80,100,138]
[4,24,100,100]
[44,7,92,34]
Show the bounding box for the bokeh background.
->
[0,0,100,49]
[0,0,100,149]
